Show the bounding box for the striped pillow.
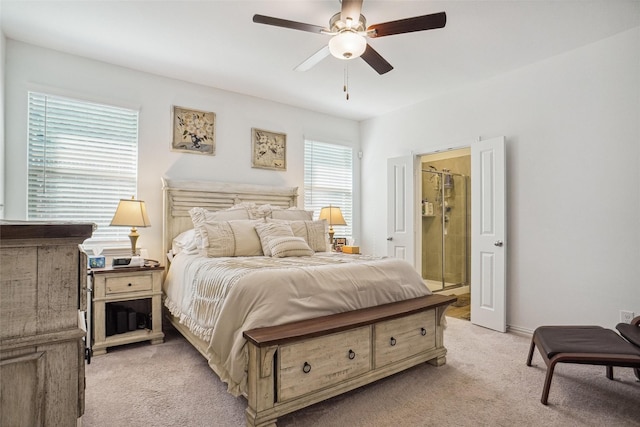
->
[269,236,314,258]
[254,222,295,256]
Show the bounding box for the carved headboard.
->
[161,177,299,258]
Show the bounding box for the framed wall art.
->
[172,106,216,155]
[251,128,286,171]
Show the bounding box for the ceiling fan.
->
[253,0,446,75]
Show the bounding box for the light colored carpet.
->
[83,317,640,426]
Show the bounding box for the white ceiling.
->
[2,0,639,121]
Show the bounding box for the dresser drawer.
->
[278,326,371,401]
[105,273,153,294]
[374,310,436,368]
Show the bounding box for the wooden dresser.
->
[0,221,94,426]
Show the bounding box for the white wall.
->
[360,27,640,332]
[4,40,360,261]
[0,4,6,219]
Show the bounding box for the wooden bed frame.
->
[161,177,454,427]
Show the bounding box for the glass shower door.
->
[421,170,469,292]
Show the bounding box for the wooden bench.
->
[243,294,457,427]
[526,325,640,405]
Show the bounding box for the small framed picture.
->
[334,237,347,252]
[251,128,286,171]
[172,106,215,155]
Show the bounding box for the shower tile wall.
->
[422,155,470,286]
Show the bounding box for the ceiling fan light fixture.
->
[328,31,366,60]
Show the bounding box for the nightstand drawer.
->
[105,273,153,294]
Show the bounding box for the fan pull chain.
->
[343,65,350,101]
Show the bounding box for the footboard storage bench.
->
[243,294,456,427]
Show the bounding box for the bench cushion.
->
[534,326,640,358]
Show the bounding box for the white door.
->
[386,156,416,263]
[470,137,507,332]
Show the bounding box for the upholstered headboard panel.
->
[161,177,299,258]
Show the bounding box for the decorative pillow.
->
[269,236,314,258]
[190,206,252,246]
[189,206,250,223]
[254,222,295,256]
[201,220,264,257]
[267,218,329,252]
[171,229,200,255]
[231,202,270,220]
[270,207,314,221]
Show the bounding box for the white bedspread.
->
[163,252,430,396]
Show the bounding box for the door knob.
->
[387,237,393,241]
[494,240,503,247]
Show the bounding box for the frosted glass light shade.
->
[329,31,366,60]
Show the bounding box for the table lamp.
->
[110,197,151,256]
[318,205,347,248]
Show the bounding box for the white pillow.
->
[269,236,314,258]
[254,222,295,256]
[231,202,268,220]
[189,206,250,223]
[270,207,313,221]
[267,218,329,252]
[201,219,264,257]
[171,229,200,255]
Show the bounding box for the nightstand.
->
[90,265,164,355]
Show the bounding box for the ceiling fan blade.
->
[361,44,393,75]
[368,12,446,38]
[340,0,363,23]
[294,46,331,72]
[253,14,326,34]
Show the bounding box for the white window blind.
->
[28,92,139,241]
[304,139,353,238]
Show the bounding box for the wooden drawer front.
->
[105,274,152,294]
[279,326,371,401]
[374,310,436,368]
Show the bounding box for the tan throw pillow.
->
[254,222,295,256]
[269,236,314,258]
[267,218,329,252]
[201,219,264,257]
[189,206,252,245]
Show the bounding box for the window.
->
[304,139,353,239]
[28,92,139,241]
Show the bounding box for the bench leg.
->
[526,338,536,366]
[606,366,613,380]
[635,368,639,381]
[541,361,556,405]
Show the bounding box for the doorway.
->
[420,149,471,319]
[387,137,506,331]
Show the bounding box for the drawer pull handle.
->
[348,349,356,360]
[390,337,396,346]
[128,283,132,287]
[302,362,311,374]
[421,327,427,336]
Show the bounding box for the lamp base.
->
[328,227,335,250]
[129,227,140,256]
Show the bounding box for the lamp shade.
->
[110,198,151,227]
[318,205,347,227]
[328,31,367,60]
